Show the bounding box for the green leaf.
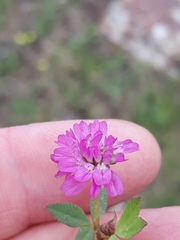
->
[116,217,147,239]
[117,197,141,229]
[99,187,107,216]
[109,235,119,240]
[47,203,90,227]
[90,186,107,221]
[116,198,147,239]
[90,199,95,222]
[75,226,94,240]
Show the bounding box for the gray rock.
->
[100,0,180,78]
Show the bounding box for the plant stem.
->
[94,197,100,231]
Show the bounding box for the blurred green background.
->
[0,0,180,208]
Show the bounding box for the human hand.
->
[0,120,179,240]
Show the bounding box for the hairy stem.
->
[94,197,100,232]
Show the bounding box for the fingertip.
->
[106,119,162,203]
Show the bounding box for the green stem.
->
[94,197,100,231]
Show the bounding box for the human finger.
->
[11,207,180,240]
[0,119,161,239]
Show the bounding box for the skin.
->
[0,119,179,240]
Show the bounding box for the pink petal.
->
[104,135,117,148]
[61,174,88,197]
[74,164,93,182]
[57,134,74,147]
[103,151,112,164]
[73,123,81,140]
[102,168,112,184]
[79,139,88,155]
[90,132,103,146]
[121,139,132,144]
[90,120,100,136]
[80,121,90,135]
[104,172,123,197]
[55,171,67,178]
[93,168,103,185]
[119,139,139,153]
[79,140,93,161]
[58,157,81,172]
[90,180,101,198]
[113,153,125,163]
[93,146,101,162]
[66,128,76,139]
[93,166,112,185]
[74,121,91,140]
[54,147,73,156]
[50,154,59,163]
[86,147,94,162]
[99,121,107,136]
[72,145,79,157]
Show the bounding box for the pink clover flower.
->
[51,120,139,198]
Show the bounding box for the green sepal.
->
[90,186,107,221]
[47,203,90,227]
[75,226,94,240]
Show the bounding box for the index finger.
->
[0,120,161,239]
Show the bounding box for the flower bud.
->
[96,212,117,239]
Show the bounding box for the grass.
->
[0,0,180,208]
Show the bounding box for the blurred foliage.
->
[0,0,11,28]
[14,31,37,45]
[0,0,180,208]
[0,47,20,75]
[31,0,63,38]
[10,97,38,123]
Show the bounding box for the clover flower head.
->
[51,120,139,198]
